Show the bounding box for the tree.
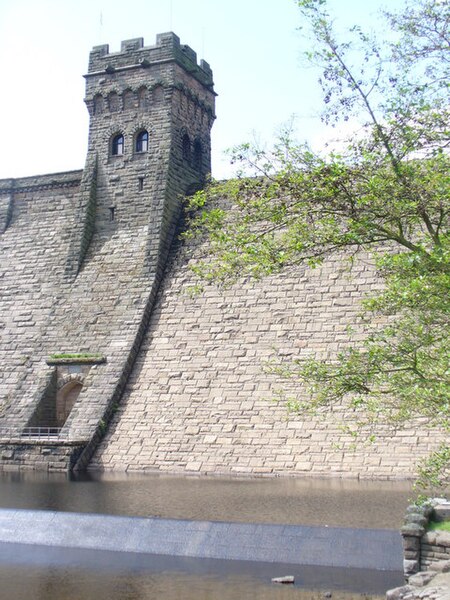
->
[184,0,450,492]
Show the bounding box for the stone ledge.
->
[434,502,450,523]
[423,531,450,548]
[0,170,82,194]
[387,572,450,600]
[0,439,87,447]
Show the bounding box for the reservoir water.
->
[0,472,410,599]
[0,471,411,528]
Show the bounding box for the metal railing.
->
[21,427,62,439]
[0,426,63,441]
[0,425,98,442]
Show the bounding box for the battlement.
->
[87,32,213,89]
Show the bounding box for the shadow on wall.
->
[56,381,83,428]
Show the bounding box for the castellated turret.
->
[85,33,214,220]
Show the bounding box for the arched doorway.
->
[56,381,82,428]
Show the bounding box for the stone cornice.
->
[0,170,83,195]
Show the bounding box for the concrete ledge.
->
[0,509,402,571]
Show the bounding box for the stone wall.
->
[0,172,82,424]
[0,441,85,472]
[401,501,450,575]
[90,231,445,479]
[421,531,450,569]
[387,501,450,600]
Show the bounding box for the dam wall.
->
[0,32,443,477]
[90,234,443,479]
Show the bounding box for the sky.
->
[0,0,407,180]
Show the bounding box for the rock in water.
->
[271,576,295,584]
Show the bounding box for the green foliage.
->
[184,0,449,490]
[98,419,107,436]
[415,443,450,494]
[428,520,450,532]
[49,352,104,360]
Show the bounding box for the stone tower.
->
[67,32,216,276]
[0,34,215,471]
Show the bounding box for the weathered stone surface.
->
[404,559,420,576]
[402,524,426,537]
[436,532,450,548]
[395,501,450,600]
[386,585,415,600]
[421,531,450,570]
[434,503,450,522]
[0,442,85,471]
[403,536,421,552]
[408,571,436,587]
[89,234,447,477]
[387,573,450,600]
[429,560,450,573]
[425,532,439,545]
[405,514,429,528]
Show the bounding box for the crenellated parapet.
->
[87,33,213,88]
[84,33,216,135]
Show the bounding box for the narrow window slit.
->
[109,206,115,221]
[138,177,144,191]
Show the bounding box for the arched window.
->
[182,133,191,162]
[136,130,149,153]
[112,134,124,156]
[193,139,203,169]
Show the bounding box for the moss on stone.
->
[47,353,106,365]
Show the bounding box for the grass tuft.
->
[428,521,450,532]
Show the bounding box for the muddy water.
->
[0,471,412,528]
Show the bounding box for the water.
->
[0,543,400,600]
[0,471,411,528]
[0,565,388,600]
[0,472,409,599]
